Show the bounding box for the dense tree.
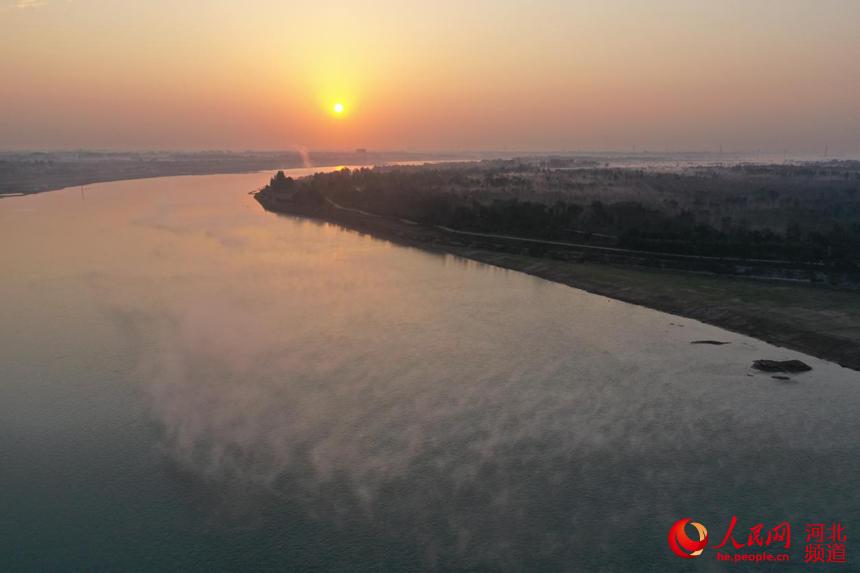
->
[260,161,860,264]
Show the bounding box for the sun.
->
[326,98,350,119]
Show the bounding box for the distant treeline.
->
[264,161,860,264]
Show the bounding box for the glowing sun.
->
[332,102,345,114]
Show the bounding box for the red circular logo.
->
[668,518,709,558]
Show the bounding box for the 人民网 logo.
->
[668,518,709,558]
[667,516,844,563]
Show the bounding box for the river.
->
[1,168,858,571]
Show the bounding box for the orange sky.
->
[1,0,859,154]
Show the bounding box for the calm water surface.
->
[1,170,859,572]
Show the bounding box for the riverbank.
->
[257,192,860,371]
[0,151,455,196]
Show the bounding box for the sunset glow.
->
[1,1,858,154]
[3,2,860,571]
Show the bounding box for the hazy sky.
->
[1,0,859,153]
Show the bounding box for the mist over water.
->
[1,170,859,571]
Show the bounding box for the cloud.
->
[2,0,56,8]
[0,0,69,13]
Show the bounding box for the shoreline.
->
[0,153,457,197]
[0,166,278,197]
[0,161,327,197]
[257,193,860,372]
